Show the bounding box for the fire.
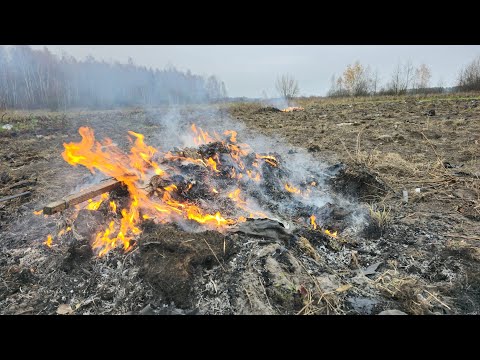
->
[33,210,43,216]
[86,193,109,210]
[281,106,304,112]
[191,123,216,146]
[128,131,163,179]
[57,227,72,237]
[224,130,237,143]
[324,229,338,238]
[256,154,278,167]
[44,234,52,247]
[53,123,332,257]
[228,188,246,207]
[310,214,338,238]
[187,211,231,226]
[285,183,300,194]
[61,126,243,255]
[206,157,219,172]
[163,184,178,192]
[246,170,261,182]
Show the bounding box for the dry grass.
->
[296,92,480,108]
[340,128,377,168]
[373,265,451,315]
[226,102,263,115]
[368,203,392,229]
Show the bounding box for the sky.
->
[30,45,480,98]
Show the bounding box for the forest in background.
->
[0,45,227,110]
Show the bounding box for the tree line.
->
[0,45,228,110]
[327,55,480,98]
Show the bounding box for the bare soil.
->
[1,95,479,315]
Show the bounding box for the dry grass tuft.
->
[368,203,392,229]
[374,264,451,314]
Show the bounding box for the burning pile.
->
[281,106,305,112]
[39,124,341,256]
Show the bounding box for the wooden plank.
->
[43,178,122,215]
[0,191,31,203]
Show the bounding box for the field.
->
[1,94,479,315]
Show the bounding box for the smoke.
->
[140,100,368,234]
[261,97,292,110]
[0,45,228,110]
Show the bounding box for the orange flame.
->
[128,130,164,178]
[61,127,238,255]
[86,193,109,210]
[44,234,53,247]
[57,125,296,256]
[228,188,246,207]
[324,229,338,238]
[285,183,300,194]
[246,170,261,182]
[57,226,72,237]
[191,123,217,145]
[33,210,43,216]
[256,154,278,167]
[206,157,220,172]
[224,130,237,143]
[281,107,304,112]
[310,215,317,230]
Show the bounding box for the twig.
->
[444,234,480,241]
[203,238,226,271]
[293,256,339,314]
[424,290,451,310]
[258,275,272,309]
[339,138,356,164]
[0,191,31,203]
[122,246,139,267]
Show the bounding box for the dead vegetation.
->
[1,94,479,314]
[232,93,480,314]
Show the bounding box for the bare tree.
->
[342,61,373,96]
[275,74,299,102]
[389,62,402,95]
[387,60,415,95]
[372,68,380,95]
[403,60,414,92]
[327,74,338,97]
[458,55,480,91]
[328,62,374,97]
[413,64,432,93]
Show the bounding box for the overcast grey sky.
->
[30,45,480,98]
